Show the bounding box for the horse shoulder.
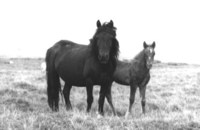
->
[83,56,98,78]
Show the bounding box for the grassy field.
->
[0,58,200,130]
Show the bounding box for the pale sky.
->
[0,0,200,64]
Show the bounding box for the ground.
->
[0,58,200,130]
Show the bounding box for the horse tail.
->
[45,47,61,111]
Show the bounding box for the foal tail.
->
[45,47,61,111]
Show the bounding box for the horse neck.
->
[132,50,149,72]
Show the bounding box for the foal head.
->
[143,41,156,69]
[91,20,119,64]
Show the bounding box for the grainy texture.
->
[0,58,200,130]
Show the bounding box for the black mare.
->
[111,41,155,116]
[45,20,119,115]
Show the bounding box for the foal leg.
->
[139,85,146,114]
[128,83,137,114]
[139,74,150,114]
[86,79,93,112]
[63,84,72,110]
[105,82,116,116]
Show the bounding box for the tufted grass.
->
[0,58,200,130]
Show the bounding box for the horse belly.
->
[61,73,86,86]
[113,69,130,85]
[58,62,86,86]
[56,53,87,86]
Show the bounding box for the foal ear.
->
[97,20,101,28]
[109,20,114,28]
[143,41,148,49]
[152,41,156,48]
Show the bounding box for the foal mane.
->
[131,49,145,64]
[134,49,145,60]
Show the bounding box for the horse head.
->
[143,41,156,69]
[91,20,119,64]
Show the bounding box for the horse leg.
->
[86,79,93,112]
[139,85,146,114]
[105,82,116,116]
[63,84,72,110]
[128,83,137,114]
[98,86,106,115]
[139,74,150,114]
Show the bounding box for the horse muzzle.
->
[146,63,152,69]
[98,54,109,64]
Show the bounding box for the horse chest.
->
[90,70,111,84]
[136,74,146,83]
[131,69,149,84]
[82,56,116,85]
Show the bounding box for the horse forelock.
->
[96,27,116,37]
[89,22,117,53]
[94,22,117,38]
[88,22,119,70]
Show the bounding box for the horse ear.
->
[143,41,148,49]
[109,20,113,28]
[152,41,156,48]
[97,20,101,28]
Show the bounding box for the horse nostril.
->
[105,54,109,60]
[98,55,102,60]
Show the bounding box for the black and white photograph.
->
[0,0,200,129]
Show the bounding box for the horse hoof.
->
[97,114,103,119]
[97,112,103,119]
[113,113,117,117]
[114,114,119,119]
[66,106,72,111]
[112,111,117,117]
[125,111,130,119]
[51,107,59,112]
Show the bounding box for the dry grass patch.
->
[0,58,200,129]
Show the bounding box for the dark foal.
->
[113,41,155,116]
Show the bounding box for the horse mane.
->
[131,49,145,64]
[89,22,119,66]
[93,22,117,37]
[134,49,145,59]
[90,22,117,44]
